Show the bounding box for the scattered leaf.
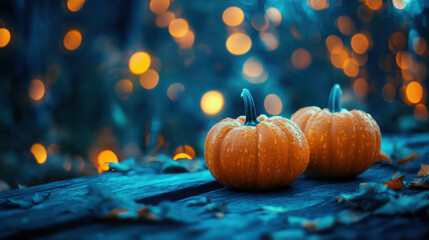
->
[410,176,429,189]
[377,151,392,164]
[396,153,419,165]
[417,164,429,177]
[383,168,409,190]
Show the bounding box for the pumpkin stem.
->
[241,88,260,126]
[328,84,343,113]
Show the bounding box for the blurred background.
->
[0,0,428,189]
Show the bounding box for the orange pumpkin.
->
[204,89,310,190]
[291,84,381,178]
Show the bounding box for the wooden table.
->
[1,134,428,239]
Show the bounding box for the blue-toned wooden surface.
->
[0,134,428,240]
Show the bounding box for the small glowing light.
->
[406,81,423,104]
[115,79,133,100]
[336,16,356,36]
[67,0,85,12]
[139,69,159,90]
[325,35,343,52]
[330,48,349,69]
[0,28,11,48]
[155,11,175,28]
[392,0,407,9]
[365,0,382,10]
[259,32,279,51]
[265,7,282,26]
[98,150,118,172]
[63,159,72,171]
[129,51,151,75]
[175,30,195,49]
[291,48,312,70]
[343,59,359,77]
[222,7,244,27]
[31,143,47,164]
[396,51,413,70]
[251,13,269,31]
[226,33,252,55]
[243,57,264,77]
[414,104,428,121]
[150,0,170,14]
[173,153,192,160]
[29,79,45,101]
[388,32,406,53]
[307,0,329,10]
[413,37,427,56]
[382,84,396,103]
[174,145,195,159]
[63,30,82,51]
[351,33,369,54]
[167,83,185,101]
[201,91,224,115]
[353,78,368,97]
[264,94,283,115]
[351,52,368,66]
[168,18,189,38]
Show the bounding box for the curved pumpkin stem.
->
[241,88,260,126]
[328,84,343,113]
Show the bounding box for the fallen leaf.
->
[377,151,392,164]
[383,169,409,190]
[417,164,429,177]
[410,176,429,189]
[396,153,419,165]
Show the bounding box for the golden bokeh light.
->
[382,83,396,103]
[395,51,413,70]
[243,57,264,77]
[307,0,329,10]
[222,7,244,27]
[351,52,368,66]
[67,0,85,12]
[173,153,192,160]
[406,81,423,104]
[343,59,359,77]
[0,28,11,48]
[98,150,118,172]
[291,48,312,70]
[325,35,343,52]
[336,16,356,36]
[365,0,382,10]
[31,143,47,164]
[29,79,45,101]
[168,18,189,38]
[63,30,82,51]
[330,48,349,69]
[413,37,427,55]
[388,32,406,53]
[260,32,279,51]
[139,69,159,90]
[353,78,368,97]
[129,51,151,75]
[264,94,283,115]
[175,30,195,49]
[265,7,282,26]
[414,104,428,121]
[392,0,407,9]
[155,11,175,28]
[201,90,224,115]
[150,0,170,14]
[174,145,195,159]
[251,13,269,31]
[167,83,185,101]
[115,79,133,100]
[351,33,369,54]
[226,33,252,55]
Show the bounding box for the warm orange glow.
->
[150,0,170,14]
[29,79,45,101]
[336,16,356,36]
[98,150,118,172]
[63,30,82,51]
[382,84,396,103]
[63,159,72,171]
[396,51,413,70]
[244,71,269,84]
[353,78,368,97]
[251,13,269,31]
[243,57,264,77]
[343,59,359,77]
[291,48,311,70]
[201,91,224,115]
[414,104,428,121]
[67,0,85,12]
[129,51,151,75]
[115,79,133,100]
[155,11,175,28]
[31,143,47,164]
[167,83,185,101]
[330,48,349,69]
[174,145,195,159]
[325,35,343,52]
[402,69,413,82]
[365,0,382,10]
[388,32,406,53]
[173,153,192,160]
[226,33,252,55]
[413,37,427,55]
[259,32,279,51]
[351,33,369,54]
[264,94,283,115]
[168,18,189,38]
[222,7,244,27]
[175,30,195,49]
[351,52,368,66]
[265,7,282,26]
[307,0,329,10]
[139,69,159,90]
[0,28,11,48]
[406,81,423,104]
[392,0,407,9]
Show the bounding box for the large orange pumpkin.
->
[204,89,310,190]
[291,84,381,178]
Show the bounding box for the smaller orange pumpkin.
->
[204,89,310,190]
[291,84,381,178]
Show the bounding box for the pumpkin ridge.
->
[361,112,378,171]
[271,119,291,185]
[219,127,240,188]
[266,122,283,187]
[327,112,333,176]
[345,111,357,176]
[350,111,364,175]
